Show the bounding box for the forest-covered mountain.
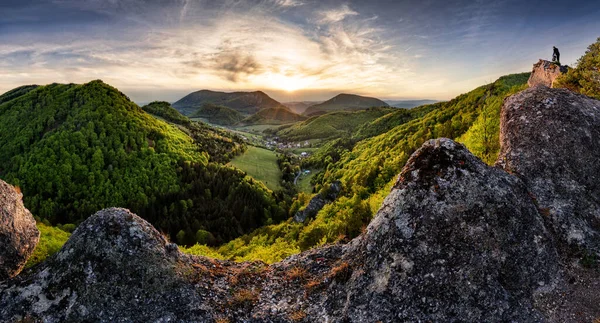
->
[385,99,439,109]
[269,107,394,141]
[142,101,191,125]
[0,81,289,245]
[303,93,389,116]
[190,103,245,126]
[238,107,306,126]
[173,90,286,116]
[282,101,322,114]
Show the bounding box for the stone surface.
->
[0,140,561,322]
[294,180,341,223]
[497,86,600,254]
[528,59,569,88]
[0,179,39,280]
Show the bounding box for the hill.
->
[0,80,288,245]
[303,93,389,115]
[190,103,245,126]
[273,107,394,141]
[238,107,306,126]
[282,101,321,114]
[173,90,286,116]
[142,101,190,125]
[385,99,439,108]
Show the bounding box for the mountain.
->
[273,107,394,141]
[190,103,245,126]
[142,101,190,125]
[172,90,287,116]
[0,80,287,245]
[282,101,322,114]
[238,107,306,126]
[385,99,439,109]
[303,93,389,115]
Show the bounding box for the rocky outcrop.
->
[294,181,341,223]
[528,59,569,88]
[0,140,562,322]
[0,180,39,280]
[497,86,600,254]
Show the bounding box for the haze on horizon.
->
[1,0,599,104]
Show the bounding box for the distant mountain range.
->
[303,94,389,116]
[385,99,439,109]
[172,90,437,126]
[172,90,286,116]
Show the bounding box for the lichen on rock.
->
[497,86,600,255]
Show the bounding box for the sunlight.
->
[261,71,313,92]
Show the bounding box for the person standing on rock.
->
[552,46,560,64]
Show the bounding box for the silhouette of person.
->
[553,46,560,64]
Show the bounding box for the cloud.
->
[212,50,262,82]
[316,4,358,24]
[272,0,304,7]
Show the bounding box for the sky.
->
[0,0,599,103]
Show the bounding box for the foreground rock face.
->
[497,86,600,254]
[528,59,569,88]
[0,140,561,322]
[0,180,39,280]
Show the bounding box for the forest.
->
[0,80,288,247]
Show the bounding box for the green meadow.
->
[229,146,283,191]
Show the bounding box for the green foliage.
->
[555,37,600,99]
[142,101,191,125]
[353,104,438,140]
[0,80,205,224]
[179,244,226,260]
[239,107,306,126]
[274,107,394,142]
[190,103,245,126]
[459,74,530,164]
[25,222,71,268]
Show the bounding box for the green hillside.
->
[0,80,289,245]
[142,101,190,125]
[303,93,389,115]
[555,37,600,100]
[190,103,245,125]
[273,107,394,141]
[185,72,531,263]
[239,107,306,126]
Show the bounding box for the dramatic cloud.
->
[316,4,359,24]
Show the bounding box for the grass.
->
[25,222,71,268]
[229,146,283,191]
[297,169,317,194]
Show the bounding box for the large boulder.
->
[497,86,600,254]
[528,59,569,88]
[0,180,39,280]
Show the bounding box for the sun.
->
[263,71,312,92]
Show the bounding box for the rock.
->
[528,59,569,88]
[497,86,600,254]
[294,180,341,223]
[0,208,207,322]
[0,180,39,280]
[0,140,562,322]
